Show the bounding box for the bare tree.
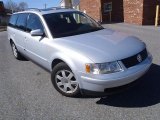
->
[18,2,28,11]
[4,0,28,13]
[5,0,18,13]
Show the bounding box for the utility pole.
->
[10,0,13,13]
[44,3,47,9]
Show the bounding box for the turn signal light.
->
[85,64,90,73]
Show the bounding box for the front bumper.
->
[78,55,152,95]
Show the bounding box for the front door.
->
[25,13,49,68]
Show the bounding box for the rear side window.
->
[26,13,44,32]
[16,13,28,31]
[8,14,18,27]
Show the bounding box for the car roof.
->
[13,7,78,15]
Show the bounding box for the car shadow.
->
[96,64,160,108]
[19,56,29,61]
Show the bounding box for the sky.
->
[2,0,61,9]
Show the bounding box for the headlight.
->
[85,61,123,74]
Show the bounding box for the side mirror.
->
[30,29,44,36]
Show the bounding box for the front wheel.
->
[51,62,80,97]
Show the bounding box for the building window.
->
[104,2,112,13]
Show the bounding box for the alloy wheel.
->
[12,43,18,58]
[55,70,78,94]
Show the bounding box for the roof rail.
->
[25,8,41,12]
[44,6,72,10]
[60,6,73,9]
[25,6,73,12]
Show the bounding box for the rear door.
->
[8,14,19,43]
[14,13,29,54]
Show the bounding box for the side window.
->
[16,13,28,31]
[8,14,18,27]
[26,14,44,32]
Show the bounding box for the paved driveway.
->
[0,29,160,120]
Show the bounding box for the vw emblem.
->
[137,54,142,63]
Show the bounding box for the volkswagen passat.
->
[7,7,152,97]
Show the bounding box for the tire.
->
[51,62,80,97]
[11,42,23,60]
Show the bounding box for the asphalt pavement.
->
[0,25,160,120]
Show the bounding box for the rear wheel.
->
[51,62,80,97]
[11,42,23,60]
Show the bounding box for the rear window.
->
[16,13,28,31]
[8,14,18,27]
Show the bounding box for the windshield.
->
[43,11,104,38]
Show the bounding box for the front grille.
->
[121,48,148,68]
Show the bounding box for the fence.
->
[0,15,10,26]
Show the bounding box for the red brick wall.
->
[123,0,144,25]
[79,0,101,21]
[80,0,160,25]
[123,0,160,25]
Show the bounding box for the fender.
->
[49,52,78,73]
[49,51,89,89]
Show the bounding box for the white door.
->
[14,13,29,54]
[25,13,49,68]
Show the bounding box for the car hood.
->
[54,29,145,63]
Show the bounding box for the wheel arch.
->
[9,38,16,46]
[51,57,81,82]
[10,39,14,45]
[50,53,81,84]
[51,57,76,73]
[51,58,64,70]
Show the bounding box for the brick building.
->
[0,1,5,15]
[79,0,160,25]
[0,1,11,25]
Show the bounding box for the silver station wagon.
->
[7,7,152,97]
